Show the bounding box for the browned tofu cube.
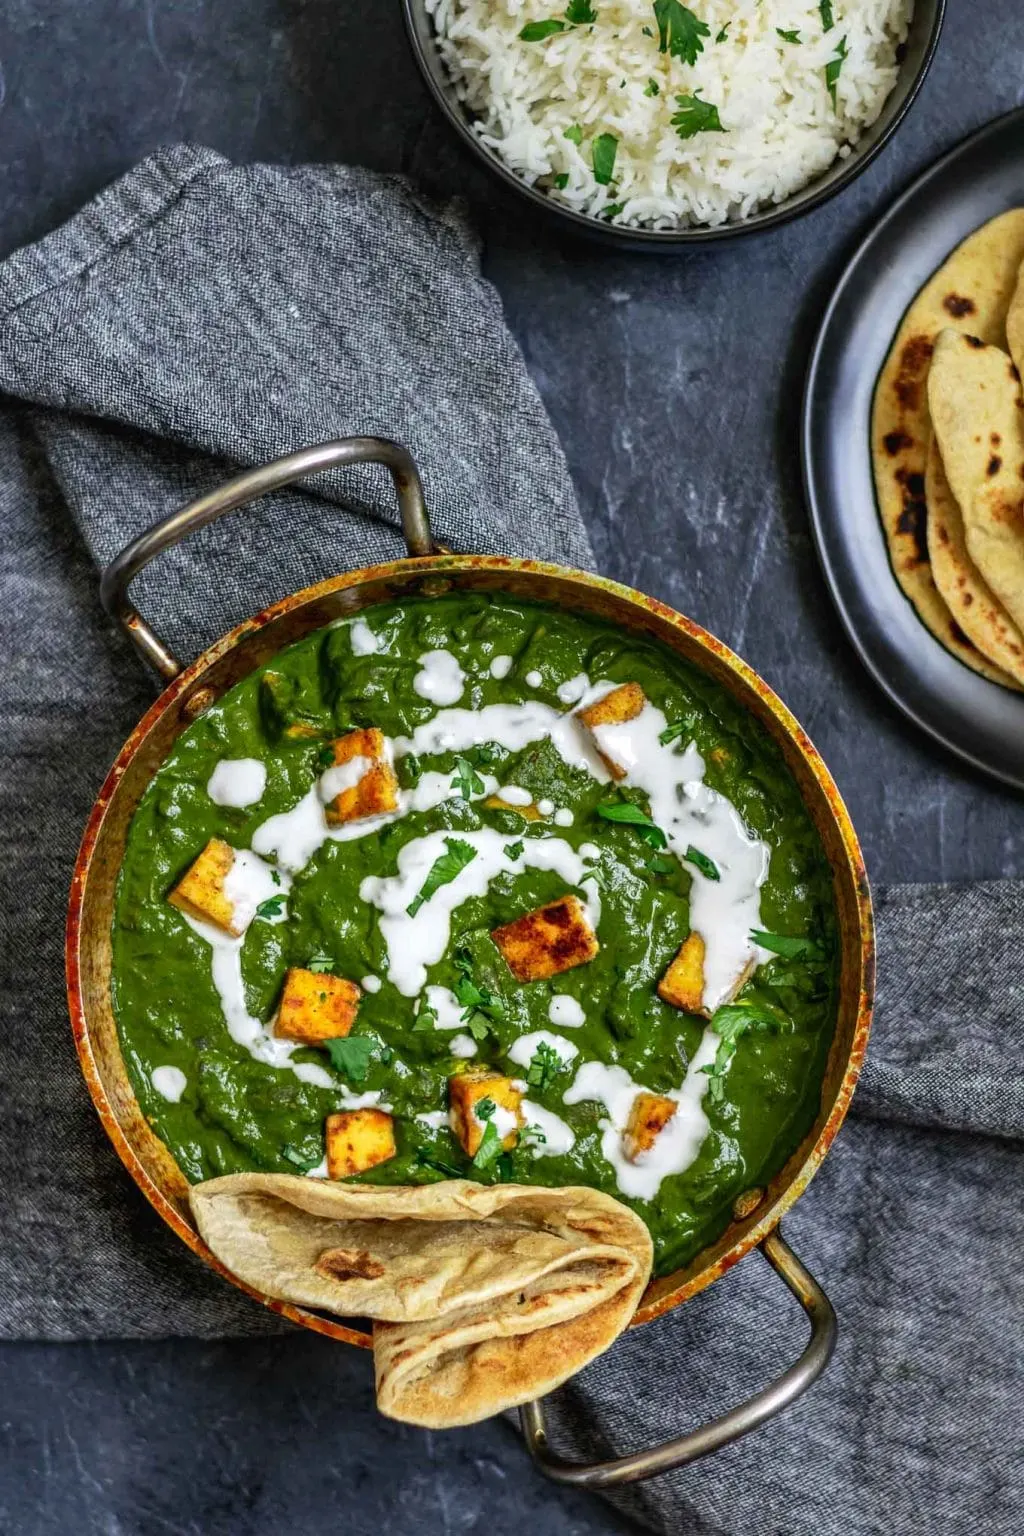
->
[623,1092,678,1162]
[322,727,399,826]
[576,683,646,779]
[449,1071,524,1156]
[326,1108,396,1178]
[658,932,754,1018]
[484,794,542,821]
[168,838,242,936]
[273,968,361,1044]
[491,894,598,982]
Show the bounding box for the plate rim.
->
[802,104,1024,791]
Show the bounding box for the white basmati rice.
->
[425,0,913,228]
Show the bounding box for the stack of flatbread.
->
[191,1174,652,1427]
[872,210,1024,689]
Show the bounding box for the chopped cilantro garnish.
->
[282,1143,321,1172]
[307,952,334,973]
[323,1035,375,1085]
[413,1004,438,1033]
[644,77,660,96]
[646,854,677,876]
[271,871,282,886]
[565,0,598,20]
[825,35,847,107]
[472,1118,503,1172]
[596,800,667,849]
[672,92,725,139]
[255,894,287,920]
[526,1041,564,1094]
[776,27,801,42]
[519,18,567,39]
[750,929,824,961]
[414,1147,464,1179]
[715,22,729,41]
[603,202,626,219]
[642,23,653,35]
[553,172,569,190]
[819,0,834,30]
[316,743,336,770]
[652,0,709,65]
[451,948,506,1038]
[476,1097,497,1121]
[592,132,619,185]
[700,1004,781,1103]
[451,756,485,801]
[406,837,477,917]
[684,845,720,881]
[505,839,525,860]
[564,122,584,144]
[658,719,690,745]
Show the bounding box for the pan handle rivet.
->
[182,687,216,721]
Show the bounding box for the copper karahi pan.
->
[66,437,874,1487]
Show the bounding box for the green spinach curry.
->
[111,595,837,1278]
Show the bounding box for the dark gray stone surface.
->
[0,0,1021,1530]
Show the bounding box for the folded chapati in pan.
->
[191,1174,652,1427]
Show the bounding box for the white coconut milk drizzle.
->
[151,1065,187,1103]
[360,827,601,997]
[563,1030,718,1200]
[589,702,770,1011]
[506,1031,579,1069]
[548,994,586,1028]
[349,617,380,656]
[521,1100,576,1157]
[413,649,466,706]
[206,758,267,809]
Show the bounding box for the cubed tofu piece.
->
[491,894,599,982]
[658,933,754,1019]
[576,683,646,779]
[449,1070,524,1157]
[273,968,361,1044]
[623,1092,678,1162]
[168,838,242,936]
[484,794,541,821]
[326,1108,396,1179]
[658,931,707,1014]
[322,727,399,826]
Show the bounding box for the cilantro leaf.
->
[306,952,334,973]
[658,719,690,745]
[715,23,729,41]
[520,18,567,39]
[316,743,336,770]
[255,894,287,920]
[282,1143,321,1172]
[323,1035,375,1085]
[406,837,477,918]
[471,1118,503,1172]
[819,0,834,29]
[684,845,720,881]
[413,1005,438,1033]
[553,172,569,190]
[466,743,499,767]
[751,929,824,961]
[505,839,525,860]
[565,0,597,20]
[526,1041,564,1094]
[644,77,660,96]
[592,132,619,186]
[564,122,584,144]
[597,800,668,849]
[700,1004,781,1103]
[603,202,626,220]
[777,27,801,42]
[672,92,725,140]
[646,853,678,876]
[414,1147,464,1179]
[652,0,709,65]
[825,36,847,107]
[476,1096,497,1121]
[451,756,485,801]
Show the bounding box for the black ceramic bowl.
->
[401,0,946,248]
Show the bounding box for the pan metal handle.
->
[100,436,434,681]
[519,1225,837,1489]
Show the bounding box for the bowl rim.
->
[66,553,874,1343]
[400,0,947,246]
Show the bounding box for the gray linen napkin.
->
[1,148,1021,1536]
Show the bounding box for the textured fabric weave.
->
[0,148,1019,1536]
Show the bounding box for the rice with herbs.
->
[425,0,914,228]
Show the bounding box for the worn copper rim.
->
[67,555,874,1349]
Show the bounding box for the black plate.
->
[803,107,1024,789]
[402,0,945,249]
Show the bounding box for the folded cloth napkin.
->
[1,148,1020,1536]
